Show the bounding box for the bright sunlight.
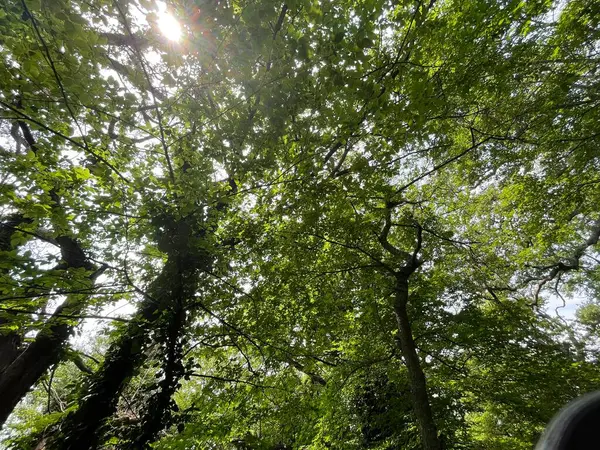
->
[157,6,181,41]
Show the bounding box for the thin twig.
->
[189,373,278,390]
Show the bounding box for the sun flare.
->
[157,12,181,42]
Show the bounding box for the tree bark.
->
[51,253,203,450]
[0,107,104,424]
[0,302,77,424]
[393,277,441,450]
[133,294,186,448]
[0,332,20,375]
[0,235,98,426]
[0,281,94,425]
[0,213,29,374]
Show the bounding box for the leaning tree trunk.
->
[0,235,101,426]
[132,291,187,448]
[0,332,20,376]
[0,213,30,374]
[0,285,92,424]
[51,234,208,450]
[393,277,441,450]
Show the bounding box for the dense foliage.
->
[0,0,599,448]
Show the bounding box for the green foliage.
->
[1,0,599,449]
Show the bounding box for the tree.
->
[1,0,599,449]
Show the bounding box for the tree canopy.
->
[0,0,599,448]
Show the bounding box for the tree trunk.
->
[0,213,29,374]
[393,277,441,450]
[0,330,20,375]
[0,235,98,425]
[133,295,186,448]
[51,256,202,450]
[0,288,91,425]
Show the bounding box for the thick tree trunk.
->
[133,296,186,448]
[52,256,201,450]
[0,235,97,426]
[0,213,29,374]
[54,314,152,449]
[0,285,92,425]
[50,182,232,448]
[393,278,441,450]
[0,330,20,375]
[0,308,73,424]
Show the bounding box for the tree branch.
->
[0,307,131,323]
[308,232,396,275]
[377,207,411,260]
[0,100,131,183]
[395,137,490,195]
[189,373,278,390]
[112,0,175,185]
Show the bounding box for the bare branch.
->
[411,222,423,267]
[266,4,288,71]
[323,142,343,166]
[69,353,94,375]
[100,32,149,49]
[286,357,326,386]
[331,142,351,178]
